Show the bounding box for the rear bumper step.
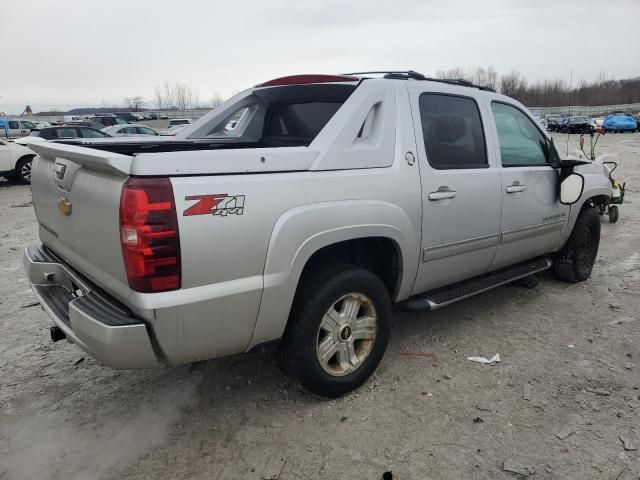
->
[403,257,553,311]
[23,243,160,369]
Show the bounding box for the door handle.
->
[506,184,526,193]
[428,188,457,201]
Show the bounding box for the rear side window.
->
[492,102,549,166]
[81,128,108,138]
[419,94,487,169]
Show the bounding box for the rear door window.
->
[56,128,78,138]
[419,94,487,169]
[136,127,157,135]
[80,128,107,138]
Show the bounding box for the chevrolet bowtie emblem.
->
[58,197,72,216]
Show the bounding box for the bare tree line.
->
[122,83,223,111]
[123,71,639,111]
[435,67,640,107]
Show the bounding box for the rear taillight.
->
[119,177,181,293]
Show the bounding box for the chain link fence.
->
[529,103,640,117]
[25,108,214,124]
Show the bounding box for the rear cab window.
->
[419,93,488,169]
[191,83,357,147]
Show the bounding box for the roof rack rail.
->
[423,77,496,92]
[341,70,495,92]
[342,70,426,80]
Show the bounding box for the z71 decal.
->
[183,194,245,217]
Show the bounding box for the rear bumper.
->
[23,243,160,369]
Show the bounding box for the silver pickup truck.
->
[24,71,611,397]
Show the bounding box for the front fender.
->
[246,200,419,350]
[557,164,611,248]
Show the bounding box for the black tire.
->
[277,264,391,398]
[609,205,619,223]
[14,156,33,184]
[553,206,601,283]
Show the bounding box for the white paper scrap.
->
[467,354,501,364]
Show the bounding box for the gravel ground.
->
[1,133,639,480]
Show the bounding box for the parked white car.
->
[102,125,160,137]
[161,124,188,136]
[0,139,36,182]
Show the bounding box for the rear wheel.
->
[14,156,33,184]
[553,206,600,283]
[609,205,619,223]
[277,264,391,398]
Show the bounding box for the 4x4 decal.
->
[183,194,245,217]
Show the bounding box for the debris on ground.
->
[467,354,500,364]
[261,456,286,480]
[502,460,536,476]
[523,383,532,401]
[382,471,393,480]
[20,302,40,308]
[585,387,611,396]
[555,426,575,440]
[10,201,33,208]
[72,357,85,366]
[619,435,637,451]
[444,373,452,380]
[473,417,484,423]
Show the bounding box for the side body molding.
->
[246,200,419,350]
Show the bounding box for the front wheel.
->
[14,156,33,184]
[277,264,391,398]
[609,205,619,223]
[553,206,601,283]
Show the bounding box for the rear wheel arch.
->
[297,236,403,300]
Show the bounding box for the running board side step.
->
[402,257,553,312]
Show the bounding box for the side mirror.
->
[548,137,561,168]
[560,173,584,205]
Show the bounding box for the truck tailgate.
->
[28,143,132,301]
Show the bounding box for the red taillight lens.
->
[119,177,181,293]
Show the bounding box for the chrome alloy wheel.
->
[316,292,377,376]
[21,160,32,182]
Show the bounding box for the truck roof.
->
[256,71,496,93]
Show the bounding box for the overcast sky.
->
[1,0,639,113]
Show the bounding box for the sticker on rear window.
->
[183,194,245,217]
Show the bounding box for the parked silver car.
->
[24,71,611,397]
